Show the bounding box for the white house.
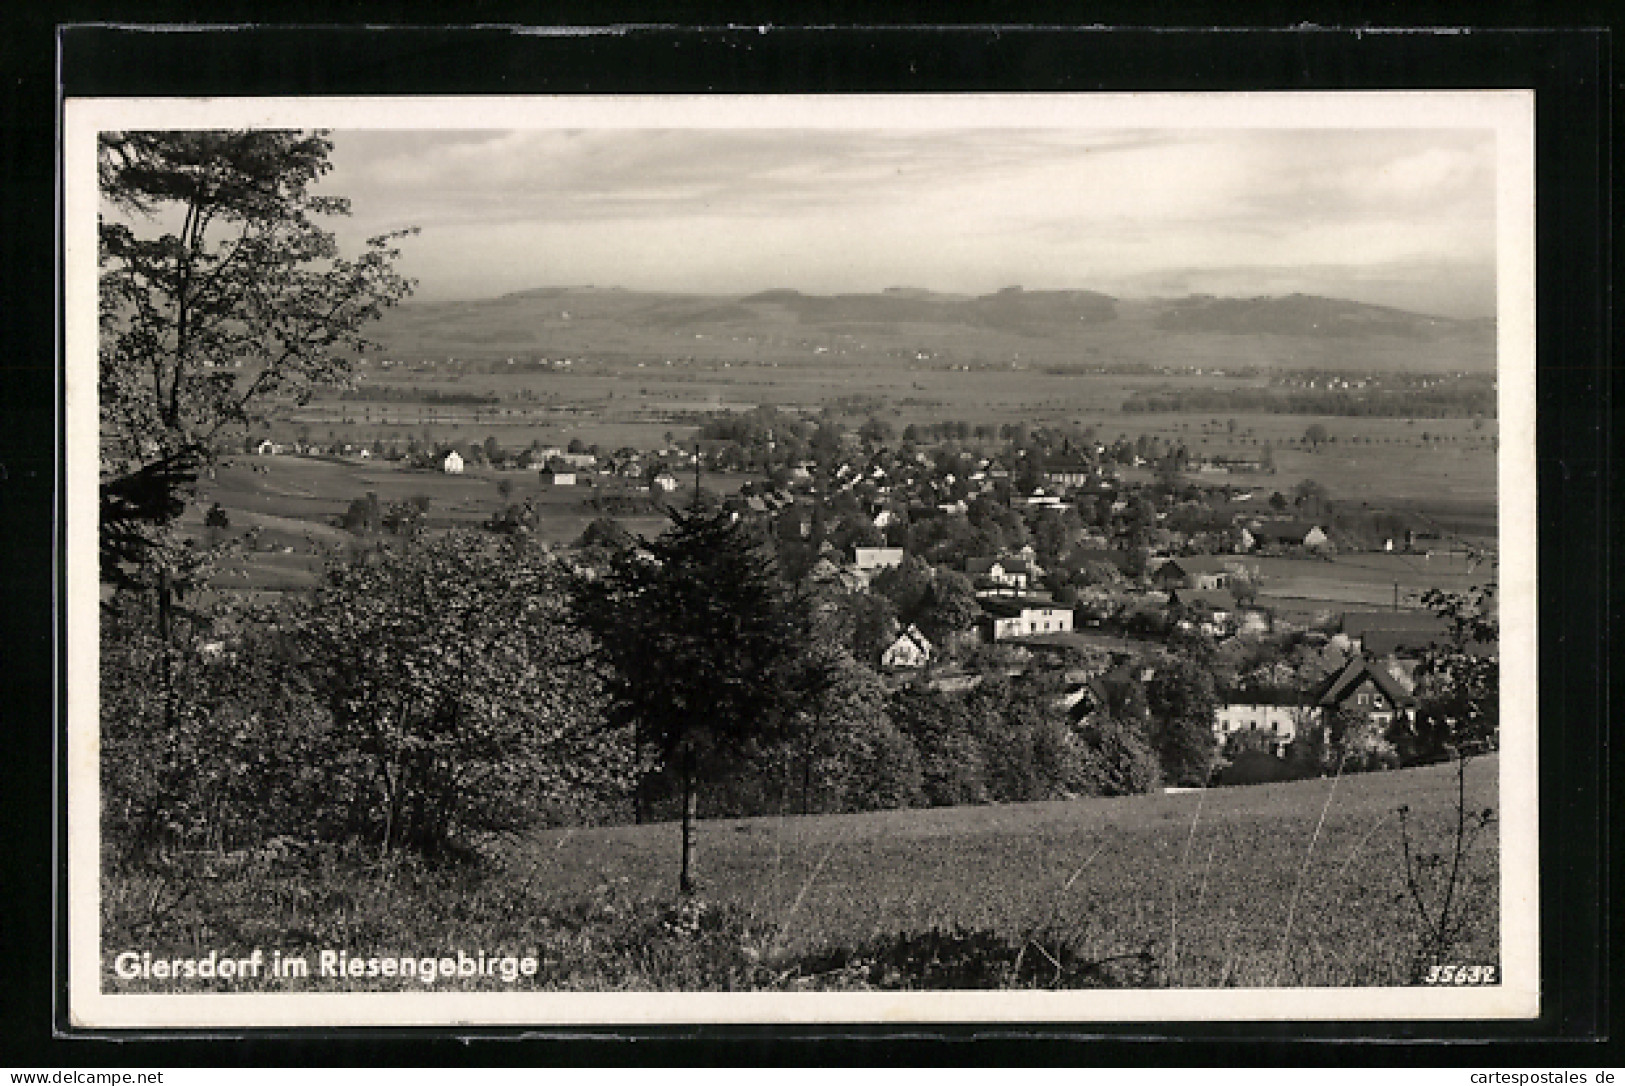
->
[966,556,1036,592]
[981,599,1074,641]
[853,547,905,576]
[1214,699,1314,753]
[880,625,934,670]
[539,467,576,486]
[651,471,680,492]
[441,450,464,474]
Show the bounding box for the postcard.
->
[65,91,1537,1028]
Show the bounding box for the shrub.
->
[297,533,635,857]
[100,594,328,859]
[1073,719,1162,797]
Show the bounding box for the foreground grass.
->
[102,757,1498,992]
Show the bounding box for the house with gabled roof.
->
[966,555,1037,592]
[1248,520,1329,549]
[880,624,934,671]
[1315,656,1418,730]
[1151,555,1246,591]
[1338,610,1479,657]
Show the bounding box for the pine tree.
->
[573,500,818,894]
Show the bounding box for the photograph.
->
[65,92,1537,1028]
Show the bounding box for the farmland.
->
[103,756,1500,991]
[186,455,750,591]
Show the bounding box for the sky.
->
[316,127,1499,319]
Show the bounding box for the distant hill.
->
[367,286,1495,374]
[1148,293,1479,339]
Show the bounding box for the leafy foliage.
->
[1413,584,1499,753]
[1146,656,1220,786]
[297,533,632,856]
[98,130,415,588]
[101,593,325,857]
[1073,719,1163,797]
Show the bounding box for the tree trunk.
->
[678,745,699,896]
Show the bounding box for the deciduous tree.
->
[299,533,629,857]
[99,130,415,599]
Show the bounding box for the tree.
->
[294,534,629,857]
[575,516,636,559]
[1146,656,1220,786]
[870,554,936,621]
[916,569,980,648]
[1304,423,1329,449]
[572,501,819,894]
[98,132,415,602]
[1074,718,1162,797]
[858,416,895,445]
[1412,584,1499,755]
[1228,566,1262,609]
[784,645,920,815]
[890,686,988,807]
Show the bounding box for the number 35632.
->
[1424,964,1498,985]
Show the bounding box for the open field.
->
[1247,552,1494,616]
[506,756,1499,986]
[273,362,1496,537]
[187,456,749,591]
[103,757,1500,990]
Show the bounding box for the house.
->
[966,556,1036,592]
[1151,556,1242,591]
[1315,657,1418,730]
[440,450,464,474]
[255,439,280,456]
[981,598,1074,641]
[1249,520,1329,549]
[1044,460,1092,487]
[853,546,905,575]
[872,508,898,530]
[1339,611,1453,656]
[651,471,680,492]
[539,467,576,486]
[1214,691,1315,754]
[880,625,934,670]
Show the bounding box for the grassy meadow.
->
[187,455,744,591]
[102,757,1500,992]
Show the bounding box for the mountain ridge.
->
[368,286,1496,374]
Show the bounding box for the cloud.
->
[316,126,1499,315]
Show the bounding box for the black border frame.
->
[1,16,1609,1064]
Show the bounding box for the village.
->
[240,404,1497,789]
